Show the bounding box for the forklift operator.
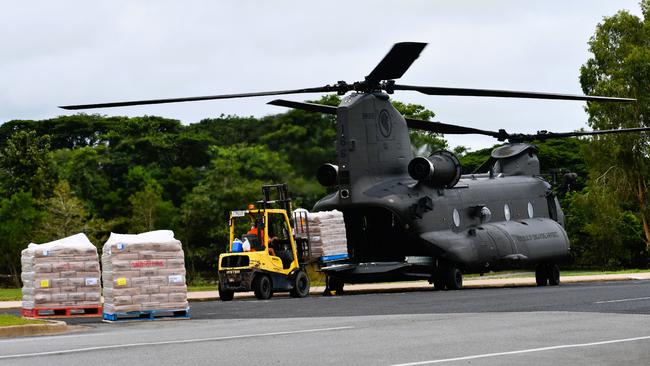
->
[246,224,276,256]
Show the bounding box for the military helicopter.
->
[61,42,650,292]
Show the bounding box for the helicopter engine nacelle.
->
[408,150,462,188]
[316,163,339,187]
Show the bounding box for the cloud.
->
[0,0,642,149]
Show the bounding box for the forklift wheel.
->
[290,270,310,298]
[219,284,234,301]
[253,274,273,300]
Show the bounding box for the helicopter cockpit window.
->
[452,209,461,227]
[527,202,534,218]
[504,204,511,221]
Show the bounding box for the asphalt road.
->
[2,280,650,365]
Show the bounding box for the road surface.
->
[1,280,649,365]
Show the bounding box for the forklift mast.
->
[261,184,294,226]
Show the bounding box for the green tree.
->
[38,181,88,240]
[129,182,176,233]
[259,109,337,178]
[54,146,114,215]
[0,192,42,286]
[580,2,650,245]
[0,130,56,199]
[566,173,646,268]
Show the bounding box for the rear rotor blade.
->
[392,84,636,103]
[527,126,650,141]
[59,86,338,110]
[365,42,427,83]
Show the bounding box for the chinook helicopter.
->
[61,42,650,292]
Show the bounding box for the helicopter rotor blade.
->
[268,99,505,137]
[59,86,339,110]
[404,118,503,138]
[268,99,650,142]
[391,84,636,103]
[365,42,427,84]
[267,99,338,115]
[522,126,650,141]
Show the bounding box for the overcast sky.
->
[0,1,642,150]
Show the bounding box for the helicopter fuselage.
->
[314,92,570,282]
[316,174,570,275]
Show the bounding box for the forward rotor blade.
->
[527,126,650,141]
[268,99,337,115]
[268,99,505,137]
[59,86,338,110]
[365,42,427,83]
[392,84,636,103]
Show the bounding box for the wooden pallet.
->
[103,308,190,322]
[22,305,102,318]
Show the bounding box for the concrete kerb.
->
[188,272,650,301]
[1,272,649,307]
[0,320,68,338]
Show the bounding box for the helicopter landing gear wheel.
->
[290,270,310,298]
[535,265,548,286]
[443,267,463,290]
[430,272,445,291]
[253,274,273,300]
[548,264,560,286]
[536,264,560,286]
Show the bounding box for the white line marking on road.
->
[0,326,353,359]
[390,335,650,366]
[594,296,650,304]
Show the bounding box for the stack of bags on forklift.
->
[102,230,188,314]
[303,210,348,258]
[21,234,101,309]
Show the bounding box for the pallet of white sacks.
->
[102,307,190,322]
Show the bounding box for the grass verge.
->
[187,285,216,292]
[0,314,45,326]
[0,288,21,301]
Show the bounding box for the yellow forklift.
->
[217,184,311,300]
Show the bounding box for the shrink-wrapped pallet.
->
[21,234,101,309]
[295,210,348,259]
[102,230,188,314]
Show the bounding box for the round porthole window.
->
[527,202,534,218]
[452,209,461,227]
[504,204,511,221]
